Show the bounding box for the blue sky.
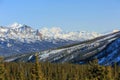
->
[0,0,120,33]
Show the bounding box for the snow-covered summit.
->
[113,29,119,33]
[9,22,23,29]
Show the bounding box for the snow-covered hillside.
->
[97,38,120,65]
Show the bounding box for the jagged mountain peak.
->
[9,23,33,31]
[9,22,23,29]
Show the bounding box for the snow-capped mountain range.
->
[0,22,101,42]
[0,22,101,56]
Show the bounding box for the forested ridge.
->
[0,55,120,80]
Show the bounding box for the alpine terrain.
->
[4,25,120,65]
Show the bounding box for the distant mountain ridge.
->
[0,22,100,56]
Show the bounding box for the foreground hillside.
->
[5,31,120,65]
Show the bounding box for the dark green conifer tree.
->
[88,59,106,80]
[0,57,5,80]
[31,53,45,80]
[17,64,24,80]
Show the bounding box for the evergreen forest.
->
[0,55,120,80]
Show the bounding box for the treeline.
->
[0,56,120,80]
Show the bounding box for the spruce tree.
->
[31,66,36,80]
[31,53,45,80]
[0,57,5,80]
[105,66,113,80]
[114,63,117,79]
[17,64,24,80]
[88,59,106,80]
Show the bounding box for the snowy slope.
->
[97,38,120,65]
